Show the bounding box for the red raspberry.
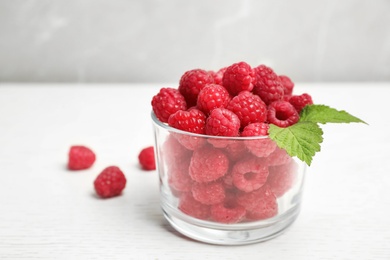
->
[205,108,240,137]
[192,181,225,205]
[222,61,255,96]
[178,69,214,107]
[231,156,269,192]
[253,65,284,105]
[151,88,187,123]
[189,145,229,183]
[267,146,292,166]
[168,108,207,150]
[179,193,211,220]
[168,108,206,134]
[94,166,126,198]
[168,157,193,193]
[288,93,313,114]
[279,75,294,96]
[196,84,231,114]
[242,123,277,158]
[267,100,299,127]
[210,194,246,224]
[163,134,193,167]
[210,67,227,85]
[224,140,249,162]
[138,146,156,171]
[68,145,96,170]
[237,184,278,220]
[227,91,267,128]
[267,160,298,197]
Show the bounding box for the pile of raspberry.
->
[151,62,312,224]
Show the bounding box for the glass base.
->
[162,204,301,245]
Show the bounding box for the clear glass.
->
[152,112,306,245]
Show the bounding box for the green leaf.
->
[300,104,367,124]
[269,122,324,166]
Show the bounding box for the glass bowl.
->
[152,112,306,245]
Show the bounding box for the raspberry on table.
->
[231,156,269,192]
[267,100,299,127]
[196,84,231,115]
[227,91,267,129]
[279,75,294,96]
[178,69,215,107]
[179,192,211,220]
[94,166,127,198]
[191,181,225,205]
[138,146,156,171]
[189,145,229,183]
[267,160,298,197]
[210,194,246,224]
[205,108,240,137]
[242,123,277,158]
[288,93,313,113]
[68,145,96,170]
[151,88,187,123]
[222,61,255,96]
[253,65,284,105]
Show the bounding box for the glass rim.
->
[151,111,270,140]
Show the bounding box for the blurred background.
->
[0,0,389,83]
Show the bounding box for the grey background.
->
[0,0,389,83]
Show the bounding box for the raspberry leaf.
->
[268,122,323,166]
[300,104,367,124]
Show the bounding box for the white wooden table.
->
[0,83,389,259]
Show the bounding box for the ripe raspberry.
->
[210,67,227,85]
[267,160,298,197]
[94,166,126,198]
[242,123,277,158]
[237,184,278,220]
[288,93,313,114]
[138,146,156,171]
[227,91,267,128]
[168,108,206,134]
[168,108,207,150]
[267,100,299,127]
[267,146,292,166]
[68,145,96,170]
[224,140,249,162]
[178,69,214,107]
[231,156,269,192]
[222,62,255,96]
[205,108,240,137]
[189,145,229,183]
[168,157,193,193]
[163,134,193,167]
[210,194,246,224]
[192,181,225,205]
[196,84,231,114]
[253,65,284,105]
[179,193,211,220]
[279,75,294,96]
[151,88,187,123]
